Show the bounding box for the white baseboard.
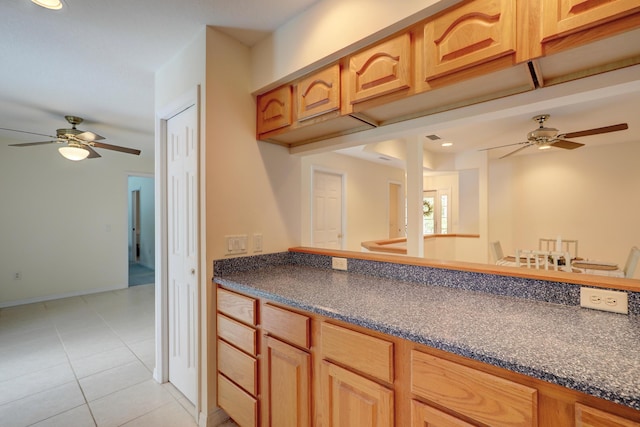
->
[0,284,130,308]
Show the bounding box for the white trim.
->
[310,166,346,250]
[387,179,404,238]
[0,284,128,308]
[154,86,200,398]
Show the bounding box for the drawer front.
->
[218,314,257,356]
[320,322,393,383]
[218,339,258,396]
[411,351,537,427]
[411,399,475,427]
[262,303,310,349]
[218,373,258,427]
[575,403,640,427]
[218,287,257,326]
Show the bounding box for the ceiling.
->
[0,0,320,159]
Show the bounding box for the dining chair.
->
[623,246,640,278]
[539,238,578,259]
[489,241,504,263]
[516,249,549,269]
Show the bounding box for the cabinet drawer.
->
[575,403,640,427]
[262,303,310,349]
[411,399,474,427]
[218,287,257,326]
[411,351,537,426]
[218,339,258,396]
[320,322,393,383]
[218,314,257,356]
[218,373,258,427]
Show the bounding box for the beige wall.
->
[301,152,405,251]
[489,140,640,278]
[250,0,458,92]
[0,125,153,307]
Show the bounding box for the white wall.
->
[301,152,405,251]
[0,143,153,306]
[128,175,155,269]
[489,140,640,278]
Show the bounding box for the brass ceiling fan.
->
[1,115,141,161]
[480,114,628,159]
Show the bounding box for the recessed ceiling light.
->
[441,142,453,147]
[31,0,63,10]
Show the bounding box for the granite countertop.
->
[215,264,640,410]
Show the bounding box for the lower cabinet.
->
[320,361,394,427]
[262,336,311,427]
[216,285,640,427]
[411,400,474,427]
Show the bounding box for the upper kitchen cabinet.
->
[541,0,640,47]
[527,0,640,87]
[256,85,292,136]
[257,64,374,146]
[297,64,341,121]
[346,33,412,109]
[418,0,516,87]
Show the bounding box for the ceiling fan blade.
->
[8,140,57,147]
[0,127,57,139]
[93,141,141,155]
[551,139,585,150]
[499,144,532,159]
[76,131,105,141]
[561,123,628,139]
[478,141,528,151]
[84,145,102,159]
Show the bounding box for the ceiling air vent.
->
[425,134,441,141]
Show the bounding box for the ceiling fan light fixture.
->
[31,0,63,10]
[538,145,552,150]
[59,144,89,161]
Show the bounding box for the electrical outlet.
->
[332,257,348,271]
[14,272,22,280]
[253,233,263,253]
[580,287,628,314]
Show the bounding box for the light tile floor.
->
[0,285,234,427]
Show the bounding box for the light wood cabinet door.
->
[411,400,475,427]
[347,33,411,105]
[575,403,640,427]
[257,85,292,135]
[421,0,516,82]
[320,361,393,427]
[296,64,341,121]
[541,0,640,42]
[262,336,311,427]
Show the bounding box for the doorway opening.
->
[128,174,155,286]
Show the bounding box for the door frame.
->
[310,166,346,249]
[387,180,404,238]
[154,87,201,402]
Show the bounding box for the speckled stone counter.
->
[214,254,640,411]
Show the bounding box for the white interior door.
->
[166,105,198,404]
[312,170,343,249]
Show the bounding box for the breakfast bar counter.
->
[214,254,640,412]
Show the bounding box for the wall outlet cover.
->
[580,287,628,314]
[332,257,348,271]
